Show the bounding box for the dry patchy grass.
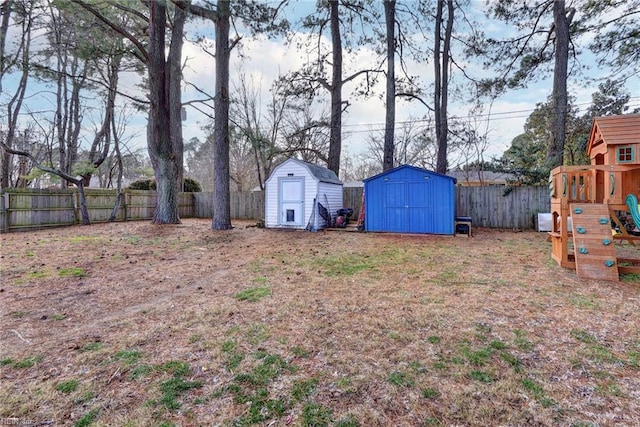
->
[1,219,639,426]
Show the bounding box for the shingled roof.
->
[587,114,640,157]
[289,158,342,185]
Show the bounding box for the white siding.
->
[264,159,317,229]
[317,181,343,228]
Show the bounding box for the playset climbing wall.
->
[570,203,619,282]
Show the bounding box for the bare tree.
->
[1,0,36,188]
[364,118,437,169]
[1,142,91,224]
[184,0,288,229]
[80,40,128,187]
[282,0,381,175]
[230,73,281,191]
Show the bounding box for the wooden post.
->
[124,190,129,222]
[1,192,8,233]
[73,190,80,225]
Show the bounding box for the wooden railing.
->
[549,166,597,204]
[550,164,640,208]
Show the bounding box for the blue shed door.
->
[407,181,434,233]
[377,179,453,234]
[384,182,408,232]
[387,180,436,233]
[279,178,304,226]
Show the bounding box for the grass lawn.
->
[1,219,639,426]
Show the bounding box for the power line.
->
[340,98,640,131]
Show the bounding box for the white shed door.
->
[280,178,304,225]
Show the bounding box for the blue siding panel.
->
[364,165,455,234]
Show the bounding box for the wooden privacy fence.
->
[193,191,265,220]
[1,185,550,233]
[0,189,194,232]
[455,185,550,229]
[338,185,549,230]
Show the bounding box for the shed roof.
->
[278,158,342,185]
[587,114,640,156]
[363,164,456,184]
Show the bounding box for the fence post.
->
[124,190,129,221]
[1,192,7,233]
[72,190,79,225]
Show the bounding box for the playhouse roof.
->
[275,158,342,185]
[587,114,640,156]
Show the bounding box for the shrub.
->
[128,178,202,192]
[128,179,155,190]
[183,177,202,192]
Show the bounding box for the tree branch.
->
[396,92,434,111]
[0,140,81,185]
[73,0,149,63]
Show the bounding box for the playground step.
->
[570,203,619,282]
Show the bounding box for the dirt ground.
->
[1,219,639,426]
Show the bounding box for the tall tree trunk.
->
[434,0,453,174]
[327,0,342,176]
[548,0,569,168]
[212,0,232,230]
[0,0,10,187]
[383,0,396,172]
[50,4,70,187]
[0,0,12,95]
[434,0,443,173]
[76,181,90,225]
[66,60,85,176]
[148,0,180,224]
[109,112,123,222]
[169,2,186,191]
[2,0,32,188]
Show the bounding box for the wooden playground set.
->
[548,114,640,281]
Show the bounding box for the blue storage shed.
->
[363,165,456,234]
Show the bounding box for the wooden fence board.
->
[455,185,550,229]
[0,185,551,232]
[343,187,364,221]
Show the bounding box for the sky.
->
[3,0,640,174]
[170,0,640,166]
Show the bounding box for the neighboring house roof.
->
[447,170,516,185]
[280,158,342,185]
[363,164,456,183]
[343,181,364,188]
[587,113,640,156]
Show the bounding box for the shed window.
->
[616,146,635,163]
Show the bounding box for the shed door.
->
[384,182,408,232]
[407,181,434,233]
[383,180,443,233]
[279,178,304,226]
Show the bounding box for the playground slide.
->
[625,194,640,229]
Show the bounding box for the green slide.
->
[625,194,640,229]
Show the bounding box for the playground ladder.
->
[570,203,619,282]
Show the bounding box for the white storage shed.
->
[264,158,343,230]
